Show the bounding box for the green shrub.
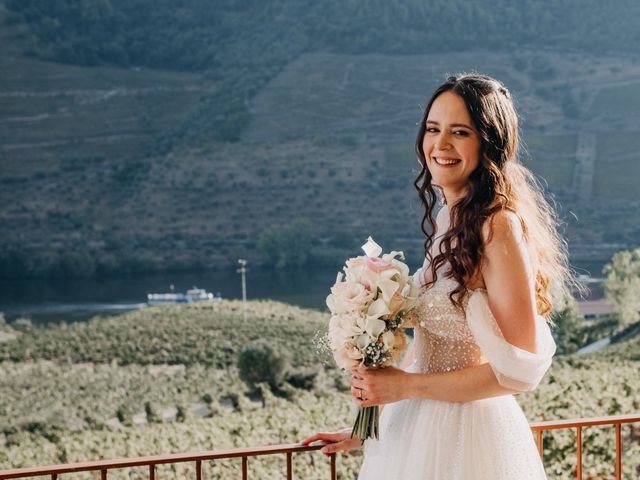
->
[175,404,190,422]
[238,340,291,392]
[285,367,319,390]
[144,401,161,423]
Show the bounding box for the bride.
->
[302,74,573,479]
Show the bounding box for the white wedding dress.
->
[357,210,555,480]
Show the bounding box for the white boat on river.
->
[146,287,214,305]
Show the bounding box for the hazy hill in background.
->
[1,0,640,277]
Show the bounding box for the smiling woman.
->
[302,74,577,480]
[423,91,482,201]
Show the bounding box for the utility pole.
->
[237,259,248,321]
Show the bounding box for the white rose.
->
[333,345,362,370]
[326,281,373,314]
[328,312,367,350]
[328,317,349,350]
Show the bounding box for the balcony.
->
[1,414,638,480]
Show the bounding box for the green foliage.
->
[175,404,191,423]
[285,366,320,391]
[144,401,161,424]
[115,405,132,427]
[238,340,291,392]
[550,295,582,355]
[258,219,314,269]
[0,300,327,368]
[7,0,640,146]
[603,248,640,329]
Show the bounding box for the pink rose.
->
[366,257,394,273]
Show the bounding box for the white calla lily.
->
[364,317,386,339]
[362,236,382,258]
[381,250,405,262]
[367,297,390,318]
[378,277,399,303]
[355,333,369,351]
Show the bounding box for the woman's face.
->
[422,90,482,203]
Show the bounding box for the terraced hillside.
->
[1,2,640,277]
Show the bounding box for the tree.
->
[257,219,313,269]
[238,340,291,392]
[550,292,582,354]
[603,248,640,330]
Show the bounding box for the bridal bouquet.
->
[326,237,420,441]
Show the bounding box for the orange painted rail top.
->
[529,413,640,430]
[0,442,330,479]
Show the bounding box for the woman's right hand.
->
[300,428,363,456]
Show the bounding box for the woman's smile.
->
[432,156,462,166]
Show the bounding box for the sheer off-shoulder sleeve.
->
[466,289,556,392]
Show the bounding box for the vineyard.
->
[1,300,639,479]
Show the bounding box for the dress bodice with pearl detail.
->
[408,276,487,374]
[403,205,556,389]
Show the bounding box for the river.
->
[0,260,606,325]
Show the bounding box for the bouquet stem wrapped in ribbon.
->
[326,237,420,441]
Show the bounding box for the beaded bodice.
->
[409,277,487,374]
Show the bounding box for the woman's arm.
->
[405,363,518,403]
[480,210,538,354]
[351,361,517,407]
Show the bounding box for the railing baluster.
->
[286,452,292,480]
[149,464,155,480]
[241,456,248,480]
[537,430,543,458]
[196,460,202,480]
[101,469,107,480]
[576,426,582,480]
[615,423,621,480]
[330,453,336,480]
[51,475,57,480]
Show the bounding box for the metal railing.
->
[530,413,640,480]
[0,443,336,480]
[1,413,638,480]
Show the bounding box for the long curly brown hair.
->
[414,74,572,316]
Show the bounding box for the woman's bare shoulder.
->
[480,209,524,247]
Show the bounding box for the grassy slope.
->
[0,300,639,478]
